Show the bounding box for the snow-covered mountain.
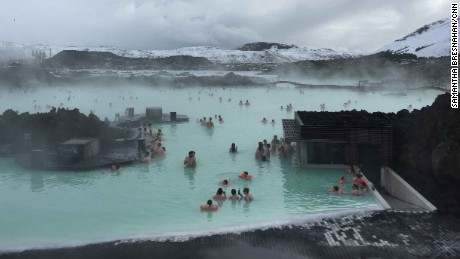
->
[0,42,353,64]
[377,18,450,57]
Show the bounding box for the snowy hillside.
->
[0,42,353,64]
[377,18,450,57]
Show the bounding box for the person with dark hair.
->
[229,189,239,201]
[278,146,287,157]
[351,184,361,196]
[138,151,151,162]
[263,144,271,161]
[255,145,264,160]
[213,188,226,200]
[239,187,253,202]
[200,199,218,211]
[353,173,367,190]
[184,151,196,167]
[156,129,163,141]
[239,171,253,179]
[229,143,237,153]
[206,117,214,129]
[329,185,343,194]
[155,142,165,156]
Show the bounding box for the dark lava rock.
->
[43,50,216,70]
[392,93,460,216]
[236,42,296,51]
[0,108,123,153]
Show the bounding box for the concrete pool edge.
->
[3,210,460,259]
[361,173,392,210]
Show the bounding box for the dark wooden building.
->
[282,111,393,168]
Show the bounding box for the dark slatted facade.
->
[283,111,393,166]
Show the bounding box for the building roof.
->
[60,138,97,145]
[296,110,394,128]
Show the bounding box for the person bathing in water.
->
[200,199,218,211]
[213,188,226,200]
[351,184,361,196]
[111,163,120,171]
[255,145,264,160]
[238,187,253,202]
[220,179,230,186]
[184,151,196,167]
[271,135,280,152]
[229,189,239,201]
[155,142,165,156]
[156,129,163,141]
[206,117,214,129]
[239,171,253,179]
[262,144,271,161]
[329,185,343,194]
[229,143,237,153]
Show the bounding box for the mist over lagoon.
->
[1,1,459,257]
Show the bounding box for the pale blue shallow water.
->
[0,84,442,250]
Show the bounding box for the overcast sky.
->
[0,0,452,53]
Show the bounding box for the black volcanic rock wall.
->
[0,108,122,152]
[297,110,395,127]
[391,93,460,215]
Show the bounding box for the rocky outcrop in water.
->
[0,108,122,153]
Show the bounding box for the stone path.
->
[2,210,460,259]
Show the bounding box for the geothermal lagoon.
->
[0,84,442,250]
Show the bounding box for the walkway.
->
[2,210,460,259]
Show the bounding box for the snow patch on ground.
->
[377,18,450,57]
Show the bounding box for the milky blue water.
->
[0,83,442,250]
